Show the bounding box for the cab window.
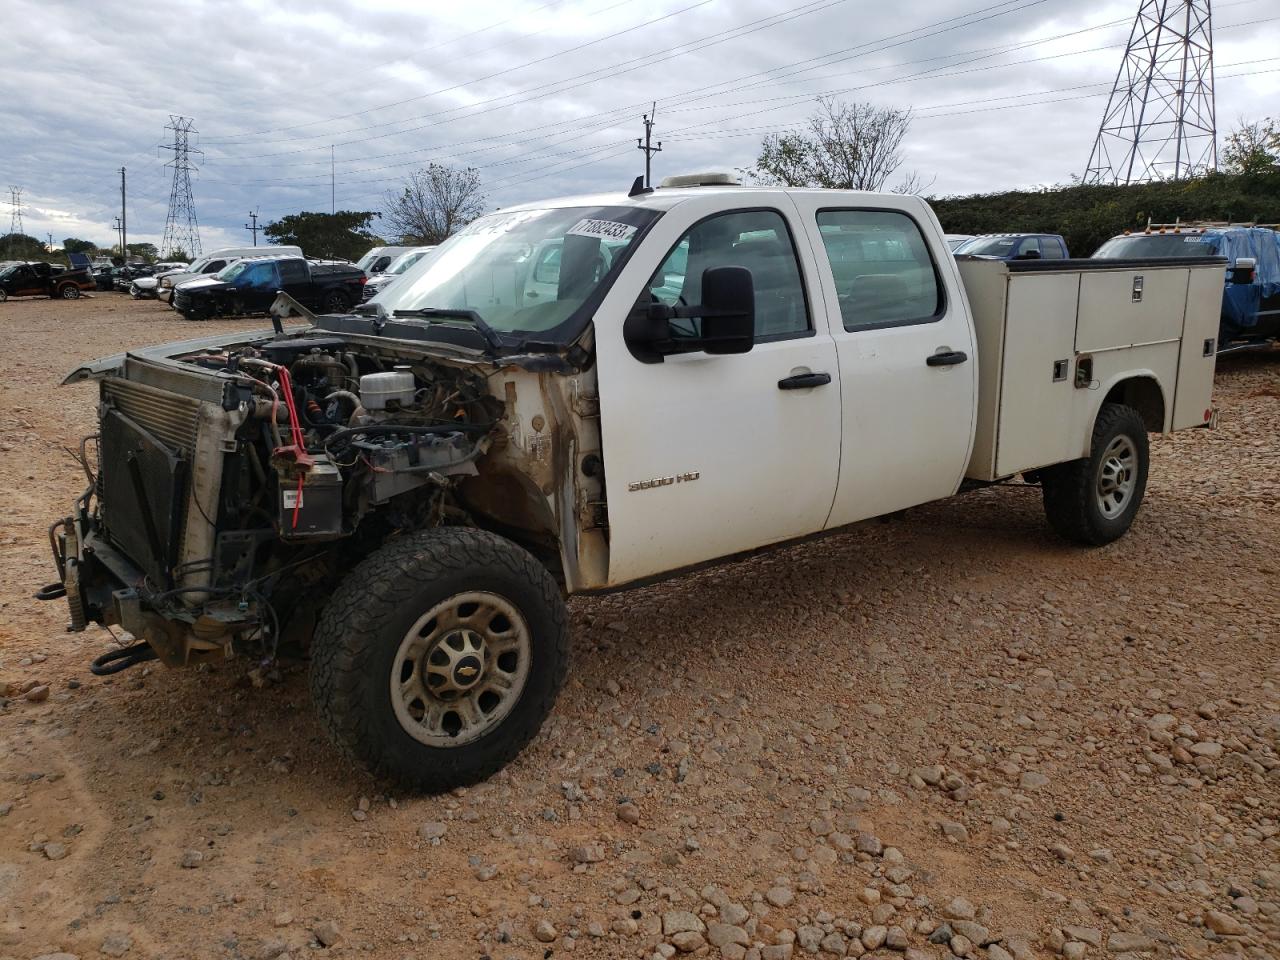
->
[235,261,280,289]
[815,209,943,330]
[648,209,810,342]
[278,259,308,284]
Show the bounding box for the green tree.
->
[1,233,51,260]
[929,170,1280,257]
[62,238,98,255]
[744,97,920,191]
[1222,117,1280,176]
[126,242,159,262]
[263,210,383,262]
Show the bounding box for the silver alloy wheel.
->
[61,285,80,299]
[1096,434,1137,519]
[390,591,531,747]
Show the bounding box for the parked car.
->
[0,261,96,301]
[1093,224,1280,352]
[945,234,974,251]
[356,245,419,276]
[156,246,303,303]
[953,233,1070,260]
[44,175,1230,792]
[361,246,436,300]
[173,255,366,319]
[129,261,189,299]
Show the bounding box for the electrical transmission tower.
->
[1084,1,1217,185]
[159,115,203,258]
[6,186,23,256]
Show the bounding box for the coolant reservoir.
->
[359,369,415,410]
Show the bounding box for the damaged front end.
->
[42,312,602,674]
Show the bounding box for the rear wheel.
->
[1041,402,1149,545]
[59,284,81,300]
[309,527,570,792]
[321,290,349,313]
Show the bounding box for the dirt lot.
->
[0,295,1277,960]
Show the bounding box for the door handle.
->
[926,350,968,367]
[778,372,832,390]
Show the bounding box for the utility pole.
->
[244,208,260,246]
[113,217,123,258]
[46,233,53,253]
[636,102,662,189]
[119,166,127,259]
[331,145,336,215]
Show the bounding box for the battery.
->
[278,457,343,540]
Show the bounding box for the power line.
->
[160,116,203,258]
[204,0,1064,180]
[201,0,717,149]
[201,0,640,143]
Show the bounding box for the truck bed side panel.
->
[993,273,1082,478]
[1172,265,1224,430]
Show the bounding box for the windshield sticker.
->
[567,218,638,242]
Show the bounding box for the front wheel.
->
[309,527,570,792]
[0,289,7,302]
[59,284,81,300]
[1041,402,1149,545]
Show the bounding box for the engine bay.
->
[87,332,505,665]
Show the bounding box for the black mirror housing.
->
[624,265,756,363]
[698,266,755,354]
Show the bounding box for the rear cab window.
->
[814,209,944,330]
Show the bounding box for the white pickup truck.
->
[46,175,1231,792]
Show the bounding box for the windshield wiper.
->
[392,308,504,354]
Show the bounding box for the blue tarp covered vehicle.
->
[1093,226,1280,349]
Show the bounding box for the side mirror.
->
[1229,257,1257,285]
[624,265,755,363]
[1014,249,1042,260]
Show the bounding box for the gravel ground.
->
[0,295,1277,960]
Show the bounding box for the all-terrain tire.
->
[1041,402,1149,546]
[309,527,570,792]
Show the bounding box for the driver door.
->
[594,193,841,586]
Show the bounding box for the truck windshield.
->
[1093,234,1222,259]
[216,261,250,281]
[376,206,660,341]
[954,236,1019,256]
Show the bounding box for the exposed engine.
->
[69,332,503,672]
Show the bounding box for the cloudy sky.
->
[3,0,1277,253]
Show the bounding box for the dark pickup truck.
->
[173,256,366,320]
[0,261,96,301]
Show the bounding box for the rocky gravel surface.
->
[0,297,1277,960]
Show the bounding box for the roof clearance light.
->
[658,172,742,188]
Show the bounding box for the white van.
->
[154,246,303,303]
[356,246,419,276]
